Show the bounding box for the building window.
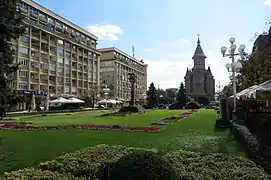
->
[65,42,70,50]
[39,13,46,22]
[48,17,54,24]
[19,71,28,77]
[57,48,63,55]
[65,69,70,74]
[19,83,28,90]
[57,39,63,45]
[56,21,62,29]
[20,36,29,43]
[65,59,70,65]
[65,86,70,93]
[49,64,56,71]
[57,67,63,73]
[30,8,38,17]
[19,59,29,66]
[19,1,28,12]
[57,57,63,63]
[19,47,29,55]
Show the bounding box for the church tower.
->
[184,36,215,102]
[192,38,206,70]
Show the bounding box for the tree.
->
[0,0,25,117]
[176,82,187,106]
[165,88,177,104]
[238,50,271,90]
[146,82,158,108]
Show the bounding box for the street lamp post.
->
[220,37,248,114]
[102,86,110,108]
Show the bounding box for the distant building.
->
[252,28,271,53]
[13,0,100,97]
[184,38,215,101]
[98,47,148,102]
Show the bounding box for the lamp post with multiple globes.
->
[220,37,248,113]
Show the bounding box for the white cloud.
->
[171,37,190,46]
[264,0,271,5]
[144,49,231,90]
[86,24,123,40]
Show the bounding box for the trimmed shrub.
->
[6,144,269,180]
[1,168,82,180]
[165,150,269,180]
[231,123,260,155]
[185,102,200,109]
[169,103,183,110]
[158,104,167,109]
[119,105,145,113]
[108,151,177,180]
[38,144,157,179]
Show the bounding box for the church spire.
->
[192,34,206,59]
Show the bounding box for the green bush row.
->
[231,123,260,155]
[2,144,269,180]
[0,168,83,180]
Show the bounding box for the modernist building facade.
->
[184,38,215,101]
[98,47,148,102]
[11,0,101,98]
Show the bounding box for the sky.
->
[34,0,271,90]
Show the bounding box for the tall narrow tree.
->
[146,82,158,108]
[176,82,187,106]
[0,0,25,117]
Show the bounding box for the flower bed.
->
[152,111,194,125]
[0,121,162,132]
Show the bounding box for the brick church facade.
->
[184,38,215,101]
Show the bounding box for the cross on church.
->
[197,33,200,38]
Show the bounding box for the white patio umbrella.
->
[98,99,116,104]
[49,97,71,104]
[68,97,85,103]
[31,94,36,111]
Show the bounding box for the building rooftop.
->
[98,47,147,66]
[23,0,98,40]
[192,38,206,59]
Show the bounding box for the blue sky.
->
[35,0,271,89]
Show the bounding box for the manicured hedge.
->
[1,168,82,180]
[108,151,177,180]
[38,144,158,179]
[2,144,269,180]
[165,149,269,180]
[231,123,260,155]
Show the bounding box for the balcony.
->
[30,78,38,83]
[40,79,48,84]
[30,66,39,72]
[40,68,48,74]
[71,65,77,71]
[49,80,56,85]
[31,32,39,39]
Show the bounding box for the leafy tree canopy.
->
[176,82,187,105]
[0,0,26,117]
[146,82,158,108]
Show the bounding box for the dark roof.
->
[192,38,206,59]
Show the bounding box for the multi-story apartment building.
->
[11,0,100,98]
[98,47,148,102]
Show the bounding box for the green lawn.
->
[0,109,244,175]
[13,109,184,126]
